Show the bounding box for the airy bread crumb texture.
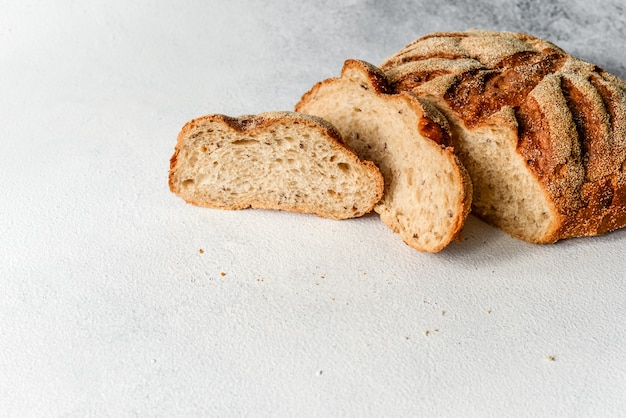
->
[296,59,472,252]
[169,111,384,220]
[447,109,556,242]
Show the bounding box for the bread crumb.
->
[546,355,556,362]
[487,309,492,314]
[424,330,430,337]
[441,310,446,316]
[220,272,226,277]
[199,249,204,254]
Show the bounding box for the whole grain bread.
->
[296,59,472,252]
[169,111,384,220]
[381,30,626,243]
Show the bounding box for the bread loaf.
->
[296,60,472,252]
[169,111,384,220]
[381,30,626,243]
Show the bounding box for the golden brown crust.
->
[382,30,626,243]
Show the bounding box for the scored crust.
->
[382,30,626,243]
[169,111,384,220]
[296,59,472,252]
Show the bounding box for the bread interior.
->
[171,119,380,219]
[300,82,468,251]
[449,116,557,242]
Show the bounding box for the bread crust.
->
[382,30,626,243]
[169,111,384,220]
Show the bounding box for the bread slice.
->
[381,30,626,243]
[169,111,384,220]
[296,59,472,252]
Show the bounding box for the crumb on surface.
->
[424,330,430,337]
[546,355,556,362]
[199,249,204,254]
[220,271,226,277]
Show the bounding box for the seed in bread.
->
[169,111,384,220]
[382,30,626,243]
[296,59,472,252]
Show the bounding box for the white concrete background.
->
[2,0,626,416]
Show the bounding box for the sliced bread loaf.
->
[296,60,472,252]
[169,111,384,220]
[381,30,626,243]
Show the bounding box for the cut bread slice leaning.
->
[296,59,472,252]
[169,111,384,220]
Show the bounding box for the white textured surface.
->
[2,1,626,416]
